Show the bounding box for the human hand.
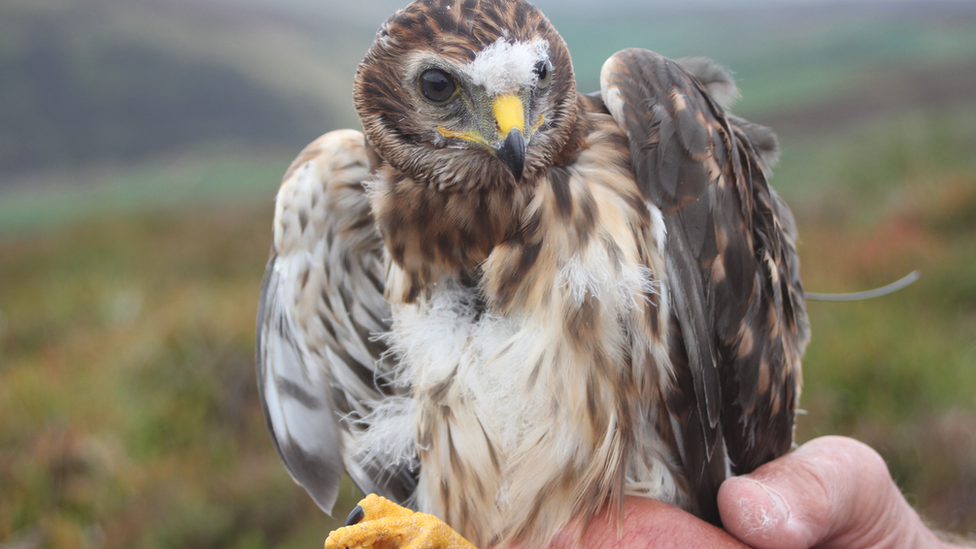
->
[546,496,748,549]
[718,435,969,549]
[545,435,971,549]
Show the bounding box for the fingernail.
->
[749,478,790,524]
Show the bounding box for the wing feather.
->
[600,49,809,524]
[256,130,415,514]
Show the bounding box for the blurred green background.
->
[1,0,974,547]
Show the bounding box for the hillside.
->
[2,0,975,182]
[0,0,371,178]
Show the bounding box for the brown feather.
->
[600,48,809,524]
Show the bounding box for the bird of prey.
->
[256,0,809,547]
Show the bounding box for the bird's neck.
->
[370,164,536,304]
[369,94,596,305]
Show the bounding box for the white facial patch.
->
[464,37,549,95]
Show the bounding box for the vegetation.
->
[0,201,353,548]
[788,110,976,531]
[0,0,974,547]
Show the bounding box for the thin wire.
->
[806,270,920,302]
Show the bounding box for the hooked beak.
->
[492,94,528,181]
[497,128,526,181]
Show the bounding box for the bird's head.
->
[354,0,577,190]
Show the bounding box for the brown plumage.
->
[256,1,809,547]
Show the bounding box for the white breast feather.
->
[353,140,685,544]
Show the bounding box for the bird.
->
[255,0,810,548]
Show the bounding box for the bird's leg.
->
[325,494,478,549]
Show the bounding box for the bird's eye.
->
[419,69,458,104]
[535,60,553,90]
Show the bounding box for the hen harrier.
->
[256,0,809,547]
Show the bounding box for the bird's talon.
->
[345,504,366,526]
[325,494,475,549]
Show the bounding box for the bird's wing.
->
[256,130,415,514]
[599,50,809,523]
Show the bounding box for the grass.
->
[787,109,976,532]
[0,203,366,548]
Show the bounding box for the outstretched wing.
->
[256,130,415,514]
[599,50,809,524]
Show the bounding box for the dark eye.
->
[535,60,553,89]
[419,69,457,103]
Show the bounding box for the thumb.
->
[717,436,941,549]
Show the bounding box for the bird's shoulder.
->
[273,129,373,257]
[594,47,809,523]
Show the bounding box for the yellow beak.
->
[491,95,528,181]
[492,94,525,138]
